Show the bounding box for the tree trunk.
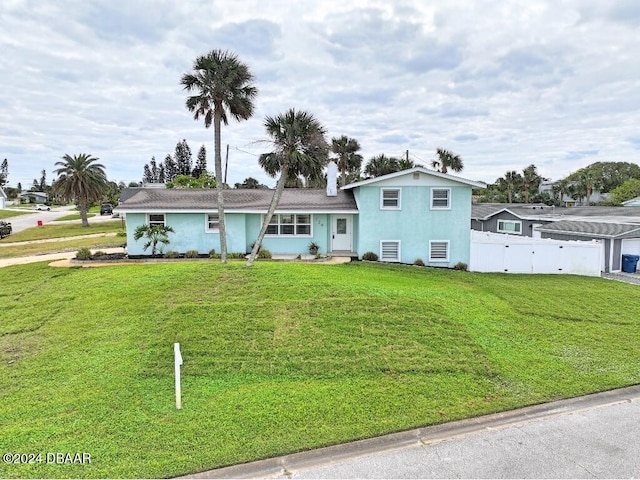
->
[78,198,90,227]
[246,163,289,267]
[213,105,227,263]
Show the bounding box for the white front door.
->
[331,215,352,251]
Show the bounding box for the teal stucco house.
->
[117,166,484,267]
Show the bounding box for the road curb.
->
[181,384,640,479]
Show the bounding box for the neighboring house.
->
[19,190,48,204]
[472,203,640,272]
[117,167,485,267]
[0,187,7,209]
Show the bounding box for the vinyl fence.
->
[470,230,603,276]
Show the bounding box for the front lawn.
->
[0,236,123,259]
[1,262,638,478]
[0,209,36,219]
[0,221,123,243]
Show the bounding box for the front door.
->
[331,215,352,251]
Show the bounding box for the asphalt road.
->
[3,206,117,234]
[195,385,640,479]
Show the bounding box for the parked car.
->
[0,221,12,239]
[33,204,50,211]
[100,203,113,215]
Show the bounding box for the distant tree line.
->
[477,161,640,205]
[142,139,208,185]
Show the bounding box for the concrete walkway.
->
[185,385,640,479]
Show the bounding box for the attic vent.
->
[413,172,420,180]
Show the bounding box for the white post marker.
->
[174,342,183,410]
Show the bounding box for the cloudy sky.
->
[2,0,639,189]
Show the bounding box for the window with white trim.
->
[206,213,219,232]
[497,219,522,234]
[148,213,165,227]
[429,241,449,262]
[265,214,312,236]
[380,188,401,209]
[431,188,451,209]
[380,240,401,262]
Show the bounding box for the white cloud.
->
[1,0,639,190]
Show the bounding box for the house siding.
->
[354,184,472,267]
[245,213,333,255]
[473,212,552,237]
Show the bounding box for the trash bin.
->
[621,254,640,273]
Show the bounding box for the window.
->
[429,241,449,262]
[265,214,312,236]
[380,188,401,209]
[148,214,165,227]
[380,240,400,262]
[431,188,450,209]
[497,220,522,234]
[206,214,219,232]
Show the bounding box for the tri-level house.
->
[117,163,484,267]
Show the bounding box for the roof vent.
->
[413,172,420,180]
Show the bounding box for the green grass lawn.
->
[0,209,36,220]
[53,213,97,221]
[0,221,123,243]
[1,262,639,478]
[0,236,123,259]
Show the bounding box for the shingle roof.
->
[535,220,640,238]
[472,203,640,223]
[117,188,358,212]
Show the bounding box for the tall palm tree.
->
[431,148,464,174]
[53,154,107,227]
[364,154,400,178]
[331,135,363,186]
[246,109,329,266]
[181,49,257,263]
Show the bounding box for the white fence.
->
[470,231,603,276]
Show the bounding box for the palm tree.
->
[53,154,107,227]
[431,148,464,174]
[181,49,257,263]
[521,164,542,203]
[364,154,400,178]
[133,224,175,257]
[497,171,523,203]
[246,109,329,266]
[331,135,363,186]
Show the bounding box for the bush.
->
[164,251,180,259]
[116,231,126,237]
[209,248,216,258]
[362,251,378,261]
[75,248,92,260]
[413,258,425,266]
[228,252,246,259]
[185,250,199,258]
[257,248,272,259]
[454,261,468,271]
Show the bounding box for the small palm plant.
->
[133,224,175,257]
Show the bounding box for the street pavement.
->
[191,385,640,479]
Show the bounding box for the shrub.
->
[209,248,216,257]
[362,251,378,261]
[75,248,92,260]
[117,231,126,237]
[228,252,246,259]
[185,250,199,258]
[308,241,320,255]
[257,248,272,259]
[454,261,468,271]
[414,258,425,266]
[164,251,180,258]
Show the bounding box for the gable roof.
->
[342,167,486,189]
[472,203,549,220]
[535,220,640,239]
[117,188,358,213]
[472,203,640,223]
[622,196,640,206]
